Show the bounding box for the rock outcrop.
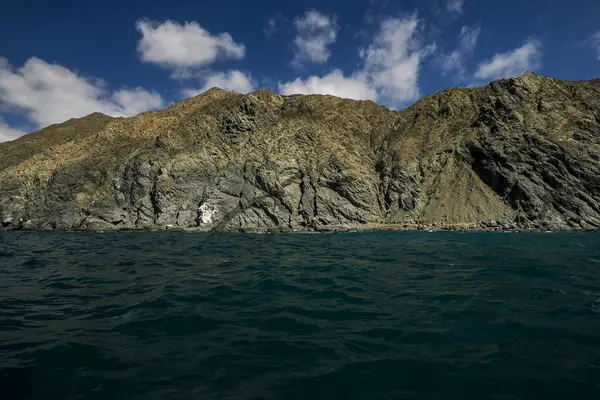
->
[1,73,599,231]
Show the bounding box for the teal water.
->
[1,232,600,400]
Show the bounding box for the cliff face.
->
[1,72,599,231]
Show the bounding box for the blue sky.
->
[1,0,600,141]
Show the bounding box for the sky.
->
[1,0,600,142]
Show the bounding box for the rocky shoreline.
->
[2,221,596,233]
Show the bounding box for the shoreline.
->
[1,222,597,233]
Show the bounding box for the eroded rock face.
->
[1,74,599,231]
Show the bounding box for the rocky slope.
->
[1,72,599,231]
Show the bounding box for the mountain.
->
[1,72,600,232]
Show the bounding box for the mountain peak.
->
[204,87,227,94]
[519,71,538,78]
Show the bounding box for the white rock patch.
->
[198,203,218,225]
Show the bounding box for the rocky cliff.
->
[1,72,599,231]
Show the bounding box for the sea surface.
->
[1,232,600,400]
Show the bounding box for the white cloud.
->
[182,70,255,97]
[292,10,338,65]
[111,88,165,115]
[441,25,480,78]
[446,0,465,14]
[279,15,434,108]
[474,39,542,81]
[0,117,26,143]
[135,19,255,96]
[361,16,435,105]
[591,31,600,59]
[279,70,376,100]
[0,57,164,131]
[136,19,245,68]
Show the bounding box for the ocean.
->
[1,231,600,399]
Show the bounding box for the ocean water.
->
[1,232,600,400]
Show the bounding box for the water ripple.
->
[1,231,600,399]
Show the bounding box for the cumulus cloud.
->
[0,57,164,133]
[135,19,256,95]
[136,19,246,68]
[279,15,434,107]
[0,117,26,143]
[292,10,338,65]
[474,39,542,81]
[446,0,465,14]
[279,70,376,100]
[182,70,255,97]
[111,87,165,116]
[441,25,480,78]
[361,16,436,105]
